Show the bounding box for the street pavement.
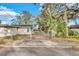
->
[0,39,79,56]
[0,47,79,56]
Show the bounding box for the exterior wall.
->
[71,29,79,33]
[18,27,32,35]
[0,26,32,37]
[0,27,17,37]
[0,28,7,37]
[6,28,17,36]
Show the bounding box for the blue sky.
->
[0,3,42,25]
[0,3,41,16]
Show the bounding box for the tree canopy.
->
[34,3,79,37]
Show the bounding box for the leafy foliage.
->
[22,11,32,24]
[36,3,79,37]
[68,29,79,36]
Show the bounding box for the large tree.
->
[36,4,55,32]
[22,11,32,25]
[53,3,79,37]
[35,3,79,37]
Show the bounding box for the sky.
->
[0,3,41,16]
[0,3,78,25]
[0,3,42,25]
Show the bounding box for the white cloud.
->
[40,3,44,6]
[38,3,44,11]
[39,7,42,11]
[0,6,19,20]
[0,11,19,16]
[0,6,12,11]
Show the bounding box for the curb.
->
[0,45,79,48]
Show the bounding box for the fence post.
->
[48,30,52,40]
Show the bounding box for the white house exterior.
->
[69,24,79,33]
[0,25,32,37]
[17,25,32,35]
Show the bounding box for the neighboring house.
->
[69,24,79,32]
[0,24,32,37]
[70,24,79,29]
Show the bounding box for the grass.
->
[0,38,14,45]
[0,35,31,45]
[52,36,79,43]
[0,34,79,45]
[13,34,31,40]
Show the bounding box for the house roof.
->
[0,25,19,28]
[15,25,32,27]
[69,24,79,29]
[0,24,32,28]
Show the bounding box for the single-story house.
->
[16,25,32,35]
[0,24,32,37]
[69,24,79,29]
[69,24,79,32]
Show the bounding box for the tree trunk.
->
[64,4,68,37]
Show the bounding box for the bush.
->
[68,29,79,36]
